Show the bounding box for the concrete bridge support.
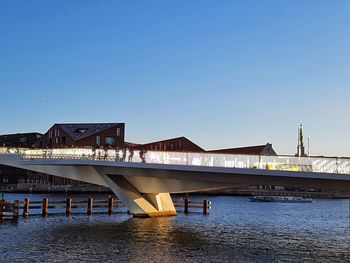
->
[101,174,176,217]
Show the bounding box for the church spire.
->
[296,122,306,157]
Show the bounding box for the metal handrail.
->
[1,147,350,176]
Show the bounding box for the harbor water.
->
[0,194,349,262]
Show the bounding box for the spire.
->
[296,122,306,157]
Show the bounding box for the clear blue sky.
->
[1,1,349,156]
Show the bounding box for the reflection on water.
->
[0,195,349,262]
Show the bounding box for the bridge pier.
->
[101,174,176,217]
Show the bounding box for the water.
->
[0,194,349,262]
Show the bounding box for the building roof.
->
[53,123,123,141]
[124,141,142,148]
[207,143,277,156]
[140,136,205,152]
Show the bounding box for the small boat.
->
[249,195,313,203]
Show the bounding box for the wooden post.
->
[108,197,114,215]
[13,200,19,220]
[0,199,4,220]
[203,200,209,215]
[23,198,30,217]
[42,198,48,217]
[87,198,93,215]
[66,198,72,216]
[184,198,189,214]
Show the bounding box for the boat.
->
[249,195,313,203]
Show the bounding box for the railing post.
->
[87,198,93,215]
[0,199,5,220]
[66,198,72,216]
[13,200,19,220]
[184,198,189,214]
[203,200,209,215]
[108,197,114,215]
[42,198,48,217]
[23,198,30,217]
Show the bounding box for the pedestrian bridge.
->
[0,147,349,217]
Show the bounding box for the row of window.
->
[148,141,181,151]
[96,136,116,146]
[48,129,60,139]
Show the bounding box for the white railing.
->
[1,147,350,175]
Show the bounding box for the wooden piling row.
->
[0,199,21,220]
[0,197,211,219]
[175,198,211,215]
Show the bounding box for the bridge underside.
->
[1,154,350,217]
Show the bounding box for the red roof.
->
[207,144,276,156]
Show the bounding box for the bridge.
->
[0,147,349,217]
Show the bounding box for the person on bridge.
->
[121,147,127,162]
[128,148,134,162]
[139,149,147,163]
[115,148,120,162]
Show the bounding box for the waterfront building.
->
[1,123,125,192]
[0,132,43,148]
[42,123,125,148]
[134,136,204,152]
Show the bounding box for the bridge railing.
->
[1,147,350,175]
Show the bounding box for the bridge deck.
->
[1,147,349,176]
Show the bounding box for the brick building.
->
[42,123,125,148]
[129,136,204,152]
[0,132,43,148]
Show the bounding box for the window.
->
[116,128,120,137]
[19,137,27,143]
[169,142,176,150]
[96,136,100,146]
[74,128,88,133]
[106,124,112,128]
[105,137,116,145]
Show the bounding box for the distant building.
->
[42,123,125,148]
[0,133,43,148]
[132,136,204,152]
[207,143,277,156]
